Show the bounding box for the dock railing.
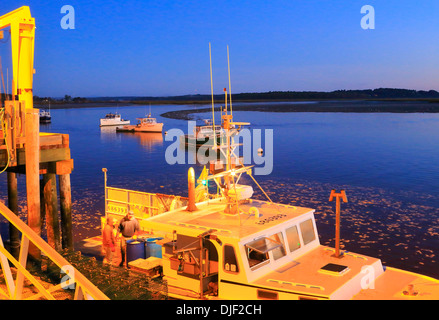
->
[0,201,109,300]
[103,169,188,225]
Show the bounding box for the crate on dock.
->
[128,257,163,278]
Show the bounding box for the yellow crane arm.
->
[0,6,35,109]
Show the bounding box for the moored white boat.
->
[99,112,130,127]
[39,110,51,124]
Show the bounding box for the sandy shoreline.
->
[34,99,439,120]
[160,100,439,120]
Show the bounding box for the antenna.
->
[227,45,232,116]
[209,43,217,149]
[0,57,6,98]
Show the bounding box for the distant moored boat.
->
[116,114,163,133]
[99,112,130,127]
[39,110,51,124]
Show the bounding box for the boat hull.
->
[181,134,222,147]
[116,123,163,133]
[100,120,131,127]
[39,117,51,124]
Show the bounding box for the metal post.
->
[199,236,204,299]
[329,189,348,258]
[102,168,107,220]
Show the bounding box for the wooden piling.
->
[59,173,73,250]
[7,171,20,259]
[25,108,41,261]
[42,173,61,251]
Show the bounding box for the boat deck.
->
[251,245,439,300]
[353,266,439,300]
[145,198,314,239]
[253,245,383,299]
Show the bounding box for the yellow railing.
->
[105,186,160,219]
[0,201,108,300]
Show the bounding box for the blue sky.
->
[1,0,439,98]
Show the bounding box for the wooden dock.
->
[0,132,72,172]
[1,104,74,260]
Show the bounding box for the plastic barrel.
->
[126,239,146,263]
[145,237,163,258]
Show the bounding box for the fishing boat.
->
[101,90,439,300]
[98,46,439,300]
[180,119,223,148]
[39,109,51,124]
[116,114,163,133]
[99,112,130,127]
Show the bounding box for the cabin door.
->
[173,234,219,296]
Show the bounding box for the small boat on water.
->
[99,112,130,127]
[180,119,243,148]
[181,119,223,148]
[39,110,51,124]
[116,114,163,133]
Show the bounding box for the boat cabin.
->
[194,124,222,137]
[137,115,157,125]
[144,189,385,300]
[104,112,121,119]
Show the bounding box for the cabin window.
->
[270,232,286,260]
[286,225,301,252]
[246,246,269,268]
[245,236,283,269]
[223,245,239,273]
[300,219,316,245]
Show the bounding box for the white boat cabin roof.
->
[146,197,315,240]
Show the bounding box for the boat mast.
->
[205,44,275,214]
[209,43,217,150]
[227,45,233,117]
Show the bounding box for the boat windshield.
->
[245,237,284,269]
[105,113,120,119]
[245,237,283,254]
[197,125,222,133]
[140,118,156,124]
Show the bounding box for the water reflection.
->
[100,126,121,142]
[117,132,163,151]
[100,125,164,150]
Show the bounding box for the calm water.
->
[1,103,439,278]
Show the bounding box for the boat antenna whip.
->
[227,45,233,117]
[209,42,217,150]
